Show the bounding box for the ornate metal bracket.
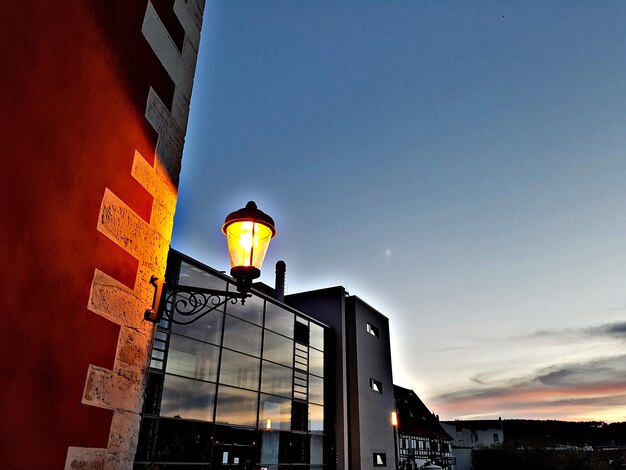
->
[144,276,250,325]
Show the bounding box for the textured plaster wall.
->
[0,1,204,469]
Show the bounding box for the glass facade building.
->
[135,252,329,469]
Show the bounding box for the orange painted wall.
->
[0,2,181,467]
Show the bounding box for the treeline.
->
[473,447,625,470]
[503,420,626,448]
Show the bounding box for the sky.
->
[172,1,626,423]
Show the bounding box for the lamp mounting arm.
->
[144,279,250,325]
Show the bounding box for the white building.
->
[440,419,503,470]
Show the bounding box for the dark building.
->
[135,250,397,469]
[393,385,454,470]
[287,287,397,470]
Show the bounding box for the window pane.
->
[166,334,219,382]
[311,435,324,465]
[260,435,280,466]
[294,343,308,372]
[294,317,309,344]
[310,323,324,351]
[265,302,294,338]
[260,434,280,466]
[152,349,165,360]
[223,314,262,356]
[215,385,258,427]
[261,361,292,398]
[179,261,228,290]
[161,375,215,421]
[263,330,293,367]
[219,349,260,391]
[309,375,323,405]
[153,417,214,463]
[225,291,263,325]
[309,404,324,433]
[309,348,323,378]
[172,310,223,345]
[291,401,308,432]
[259,394,291,431]
[284,433,308,464]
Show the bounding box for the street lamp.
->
[392,410,400,470]
[222,201,276,293]
[144,201,276,325]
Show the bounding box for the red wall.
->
[0,2,181,467]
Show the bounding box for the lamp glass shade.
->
[222,201,276,282]
[224,220,274,278]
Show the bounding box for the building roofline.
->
[168,248,331,329]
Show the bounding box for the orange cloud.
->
[432,357,626,422]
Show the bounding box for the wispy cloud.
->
[431,320,626,354]
[537,356,626,387]
[432,355,626,422]
[519,321,626,343]
[586,321,626,339]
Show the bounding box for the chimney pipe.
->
[275,260,286,302]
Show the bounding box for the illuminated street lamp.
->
[144,201,276,325]
[392,410,399,470]
[223,201,276,293]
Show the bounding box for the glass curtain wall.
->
[135,253,328,469]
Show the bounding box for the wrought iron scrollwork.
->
[144,283,250,325]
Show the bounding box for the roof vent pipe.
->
[275,260,286,302]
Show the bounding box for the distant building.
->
[440,419,503,470]
[136,249,398,469]
[393,385,455,470]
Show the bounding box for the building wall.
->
[441,422,503,470]
[441,423,503,449]
[287,287,350,470]
[287,289,397,470]
[451,448,472,470]
[346,296,397,470]
[0,1,204,468]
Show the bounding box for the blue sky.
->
[172,1,626,422]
